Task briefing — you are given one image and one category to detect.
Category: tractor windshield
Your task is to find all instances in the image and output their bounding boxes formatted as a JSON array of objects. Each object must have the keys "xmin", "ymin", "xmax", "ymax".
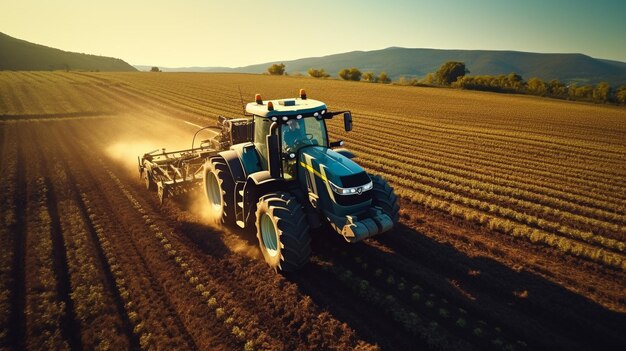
[
  {"xmin": 281, "ymin": 117, "xmax": 328, "ymax": 180},
  {"xmin": 280, "ymin": 117, "xmax": 328, "ymax": 153}
]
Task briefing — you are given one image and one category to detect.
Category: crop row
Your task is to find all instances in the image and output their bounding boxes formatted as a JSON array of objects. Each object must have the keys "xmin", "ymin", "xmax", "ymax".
[
  {"xmin": 49, "ymin": 159, "xmax": 131, "ymax": 350},
  {"xmin": 346, "ymin": 112, "xmax": 625, "ymax": 181},
  {"xmin": 332, "ymin": 128, "xmax": 625, "ymax": 212},
  {"xmin": 357, "ymin": 109, "xmax": 626, "ymax": 165},
  {"xmin": 377, "ymin": 224, "xmax": 626, "ymax": 349},
  {"xmin": 319, "ymin": 244, "xmax": 529, "ymax": 351},
  {"xmin": 361, "ymin": 159, "xmax": 626, "ymax": 256},
  {"xmin": 317, "ymin": 255, "xmax": 527, "ymax": 351},
  {"xmin": 333, "ymin": 119, "xmax": 626, "ymax": 194},
  {"xmin": 347, "ymin": 136, "xmax": 626, "ymax": 236},
  {"xmin": 0, "ymin": 129, "xmax": 17, "ymax": 346},
  {"xmin": 23, "ymin": 177, "xmax": 69, "ymax": 350},
  {"xmin": 99, "ymin": 163, "xmax": 276, "ymax": 350},
  {"xmin": 343, "ymin": 129, "xmax": 626, "ymax": 215},
  {"xmin": 81, "ymin": 194, "xmax": 166, "ymax": 350},
  {"xmin": 50, "ymin": 125, "xmax": 197, "ymax": 350},
  {"xmin": 376, "ymin": 169, "xmax": 626, "ymax": 270}
]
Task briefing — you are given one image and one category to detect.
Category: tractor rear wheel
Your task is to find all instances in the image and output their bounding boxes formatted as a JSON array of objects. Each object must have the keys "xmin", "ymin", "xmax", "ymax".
[
  {"xmin": 255, "ymin": 192, "xmax": 311, "ymax": 272},
  {"xmin": 203, "ymin": 156, "xmax": 235, "ymax": 225},
  {"xmin": 369, "ymin": 174, "xmax": 400, "ymax": 226}
]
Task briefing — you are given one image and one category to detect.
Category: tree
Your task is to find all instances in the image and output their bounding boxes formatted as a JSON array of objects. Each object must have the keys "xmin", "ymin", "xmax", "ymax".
[
  {"xmin": 616, "ymin": 86, "xmax": 626, "ymax": 104},
  {"xmin": 307, "ymin": 68, "xmax": 329, "ymax": 78},
  {"xmin": 592, "ymin": 82, "xmax": 611, "ymax": 103},
  {"xmin": 338, "ymin": 68, "xmax": 362, "ymax": 81},
  {"xmin": 150, "ymin": 66, "xmax": 161, "ymax": 72},
  {"xmin": 362, "ymin": 71, "xmax": 377, "ymax": 82},
  {"xmin": 267, "ymin": 63, "xmax": 286, "ymax": 75},
  {"xmin": 547, "ymin": 79, "xmax": 566, "ymax": 98},
  {"xmin": 420, "ymin": 73, "xmax": 435, "ymax": 85},
  {"xmin": 378, "ymin": 72, "xmax": 391, "ymax": 84},
  {"xmin": 526, "ymin": 77, "xmax": 548, "ymax": 96},
  {"xmin": 435, "ymin": 61, "xmax": 468, "ymax": 85}
]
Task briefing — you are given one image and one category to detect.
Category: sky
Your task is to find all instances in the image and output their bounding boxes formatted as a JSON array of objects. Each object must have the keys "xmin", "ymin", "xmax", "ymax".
[{"xmin": 2, "ymin": 0, "xmax": 625, "ymax": 68}]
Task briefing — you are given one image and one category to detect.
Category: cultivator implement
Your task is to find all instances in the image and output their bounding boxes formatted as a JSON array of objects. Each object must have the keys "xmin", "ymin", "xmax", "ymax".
[
  {"xmin": 137, "ymin": 116, "xmax": 254, "ymax": 204},
  {"xmin": 138, "ymin": 145, "xmax": 217, "ymax": 204}
]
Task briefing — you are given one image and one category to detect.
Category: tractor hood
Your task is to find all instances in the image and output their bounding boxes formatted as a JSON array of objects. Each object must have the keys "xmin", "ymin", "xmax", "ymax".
[{"xmin": 299, "ymin": 146, "xmax": 369, "ymax": 188}]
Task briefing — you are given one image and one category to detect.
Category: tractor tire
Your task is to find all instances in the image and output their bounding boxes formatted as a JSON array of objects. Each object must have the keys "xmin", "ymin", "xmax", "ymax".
[
  {"xmin": 144, "ymin": 170, "xmax": 156, "ymax": 191},
  {"xmin": 369, "ymin": 174, "xmax": 400, "ymax": 226},
  {"xmin": 255, "ymin": 192, "xmax": 311, "ymax": 272},
  {"xmin": 203, "ymin": 156, "xmax": 235, "ymax": 225}
]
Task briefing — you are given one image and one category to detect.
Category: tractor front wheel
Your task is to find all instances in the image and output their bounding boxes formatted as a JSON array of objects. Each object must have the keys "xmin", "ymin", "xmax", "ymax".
[
  {"xmin": 255, "ymin": 192, "xmax": 311, "ymax": 272},
  {"xmin": 203, "ymin": 156, "xmax": 235, "ymax": 225},
  {"xmin": 369, "ymin": 174, "xmax": 400, "ymax": 226}
]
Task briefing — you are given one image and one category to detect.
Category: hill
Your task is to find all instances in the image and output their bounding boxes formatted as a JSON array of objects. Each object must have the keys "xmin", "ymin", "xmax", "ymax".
[
  {"xmin": 152, "ymin": 47, "xmax": 626, "ymax": 86},
  {"xmin": 0, "ymin": 32, "xmax": 136, "ymax": 72}
]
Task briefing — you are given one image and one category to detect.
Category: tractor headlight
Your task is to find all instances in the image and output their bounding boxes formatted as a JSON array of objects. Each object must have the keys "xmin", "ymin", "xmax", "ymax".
[{"xmin": 329, "ymin": 181, "xmax": 373, "ymax": 196}]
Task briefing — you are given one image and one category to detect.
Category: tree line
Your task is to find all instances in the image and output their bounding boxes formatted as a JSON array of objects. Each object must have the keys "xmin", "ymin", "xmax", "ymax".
[
  {"xmin": 267, "ymin": 62, "xmax": 626, "ymax": 104},
  {"xmin": 267, "ymin": 63, "xmax": 390, "ymax": 84}
]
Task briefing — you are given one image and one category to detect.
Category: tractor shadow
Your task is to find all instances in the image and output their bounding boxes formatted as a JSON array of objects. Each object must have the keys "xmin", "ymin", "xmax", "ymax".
[{"xmin": 287, "ymin": 223, "xmax": 626, "ymax": 350}]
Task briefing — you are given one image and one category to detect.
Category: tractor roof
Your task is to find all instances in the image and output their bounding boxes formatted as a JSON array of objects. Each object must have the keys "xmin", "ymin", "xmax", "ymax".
[{"xmin": 246, "ymin": 98, "xmax": 327, "ymax": 119}]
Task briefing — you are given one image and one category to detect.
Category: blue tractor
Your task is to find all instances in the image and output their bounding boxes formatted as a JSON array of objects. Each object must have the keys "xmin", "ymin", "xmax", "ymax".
[{"xmin": 203, "ymin": 90, "xmax": 399, "ymax": 271}]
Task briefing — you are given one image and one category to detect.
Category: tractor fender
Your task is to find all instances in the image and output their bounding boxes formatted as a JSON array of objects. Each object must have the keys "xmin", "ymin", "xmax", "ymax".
[
  {"xmin": 242, "ymin": 171, "xmax": 285, "ymax": 225},
  {"xmin": 218, "ymin": 150, "xmax": 246, "ymax": 182}
]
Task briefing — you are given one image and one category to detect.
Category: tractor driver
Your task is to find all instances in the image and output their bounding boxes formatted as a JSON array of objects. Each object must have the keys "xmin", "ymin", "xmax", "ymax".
[
  {"xmin": 282, "ymin": 118, "xmax": 306, "ymax": 179},
  {"xmin": 282, "ymin": 118, "xmax": 306, "ymax": 152}
]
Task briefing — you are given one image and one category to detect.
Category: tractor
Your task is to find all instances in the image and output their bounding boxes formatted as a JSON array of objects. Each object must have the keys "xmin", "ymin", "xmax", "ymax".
[{"xmin": 139, "ymin": 90, "xmax": 399, "ymax": 271}]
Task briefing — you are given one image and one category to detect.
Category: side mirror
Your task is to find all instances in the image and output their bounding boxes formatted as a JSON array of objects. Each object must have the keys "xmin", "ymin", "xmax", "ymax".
[
  {"xmin": 329, "ymin": 140, "xmax": 344, "ymax": 148},
  {"xmin": 343, "ymin": 112, "xmax": 353, "ymax": 132}
]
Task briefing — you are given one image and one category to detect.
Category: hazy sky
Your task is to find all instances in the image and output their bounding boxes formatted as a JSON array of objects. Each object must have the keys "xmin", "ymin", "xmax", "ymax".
[{"xmin": 3, "ymin": 0, "xmax": 625, "ymax": 67}]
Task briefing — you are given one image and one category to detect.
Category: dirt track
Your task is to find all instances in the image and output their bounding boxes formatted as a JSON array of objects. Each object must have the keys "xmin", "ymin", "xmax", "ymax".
[{"xmin": 1, "ymin": 72, "xmax": 625, "ymax": 350}]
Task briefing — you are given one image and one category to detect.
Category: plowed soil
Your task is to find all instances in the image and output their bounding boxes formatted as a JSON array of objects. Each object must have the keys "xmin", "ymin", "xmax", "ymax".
[{"xmin": 1, "ymin": 72, "xmax": 625, "ymax": 351}]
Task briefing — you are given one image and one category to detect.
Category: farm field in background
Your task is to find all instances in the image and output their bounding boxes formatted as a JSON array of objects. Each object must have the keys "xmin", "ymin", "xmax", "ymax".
[{"xmin": 1, "ymin": 71, "xmax": 625, "ymax": 350}]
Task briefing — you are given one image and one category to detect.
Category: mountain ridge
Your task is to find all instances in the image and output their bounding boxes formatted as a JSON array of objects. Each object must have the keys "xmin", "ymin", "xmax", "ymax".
[
  {"xmin": 142, "ymin": 47, "xmax": 626, "ymax": 86},
  {"xmin": 0, "ymin": 32, "xmax": 136, "ymax": 72}
]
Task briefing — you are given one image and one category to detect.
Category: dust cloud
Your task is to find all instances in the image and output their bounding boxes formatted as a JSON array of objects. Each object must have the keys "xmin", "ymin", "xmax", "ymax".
[
  {"xmin": 102, "ymin": 115, "xmax": 261, "ymax": 260},
  {"xmin": 188, "ymin": 188, "xmax": 262, "ymax": 260}
]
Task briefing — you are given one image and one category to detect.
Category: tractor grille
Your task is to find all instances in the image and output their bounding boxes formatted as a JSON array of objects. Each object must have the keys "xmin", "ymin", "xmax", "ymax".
[
  {"xmin": 336, "ymin": 172, "xmax": 372, "ymax": 206},
  {"xmin": 336, "ymin": 191, "xmax": 371, "ymax": 206},
  {"xmin": 340, "ymin": 172, "xmax": 371, "ymax": 188}
]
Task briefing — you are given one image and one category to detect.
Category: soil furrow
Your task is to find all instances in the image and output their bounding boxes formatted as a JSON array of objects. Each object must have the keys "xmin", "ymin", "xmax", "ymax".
[
  {"xmin": 44, "ymin": 175, "xmax": 83, "ymax": 351},
  {"xmin": 8, "ymin": 131, "xmax": 27, "ymax": 351},
  {"xmin": 378, "ymin": 218, "xmax": 626, "ymax": 349}
]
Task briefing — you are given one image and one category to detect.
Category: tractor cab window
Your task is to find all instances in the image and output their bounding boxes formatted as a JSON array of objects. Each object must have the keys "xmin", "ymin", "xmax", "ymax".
[
  {"xmin": 254, "ymin": 115, "xmax": 271, "ymax": 169},
  {"xmin": 281, "ymin": 117, "xmax": 328, "ymax": 180},
  {"xmin": 281, "ymin": 117, "xmax": 327, "ymax": 153}
]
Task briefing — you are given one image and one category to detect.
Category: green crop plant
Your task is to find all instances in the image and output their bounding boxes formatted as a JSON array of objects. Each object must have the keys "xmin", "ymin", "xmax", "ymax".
[
  {"xmin": 232, "ymin": 326, "xmax": 246, "ymax": 340},
  {"xmin": 207, "ymin": 297, "xmax": 218, "ymax": 309}
]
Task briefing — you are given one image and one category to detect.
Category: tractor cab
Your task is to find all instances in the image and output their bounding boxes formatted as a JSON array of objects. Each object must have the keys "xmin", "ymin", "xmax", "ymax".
[{"xmin": 245, "ymin": 91, "xmax": 332, "ymax": 180}]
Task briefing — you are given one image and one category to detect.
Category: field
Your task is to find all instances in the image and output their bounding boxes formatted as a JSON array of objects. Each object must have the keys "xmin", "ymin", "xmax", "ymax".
[{"xmin": 0, "ymin": 71, "xmax": 625, "ymax": 350}]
